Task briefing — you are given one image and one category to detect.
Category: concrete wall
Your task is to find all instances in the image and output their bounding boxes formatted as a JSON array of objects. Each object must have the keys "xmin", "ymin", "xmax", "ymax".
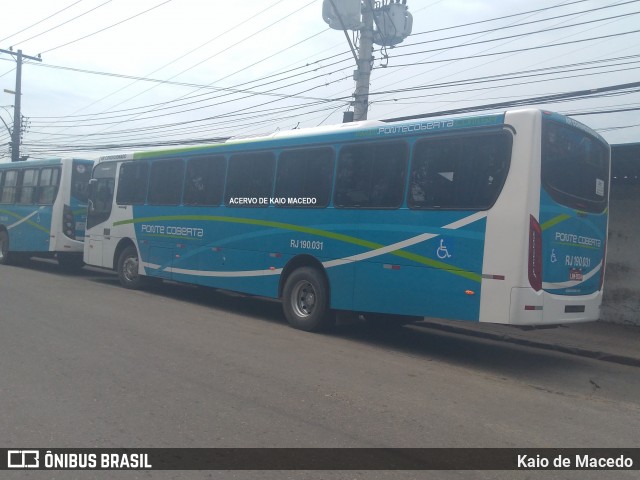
[{"xmin": 601, "ymin": 182, "xmax": 640, "ymax": 325}]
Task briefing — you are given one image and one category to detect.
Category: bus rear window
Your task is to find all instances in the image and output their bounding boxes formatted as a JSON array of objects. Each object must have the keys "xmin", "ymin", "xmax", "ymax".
[
  {"xmin": 542, "ymin": 120, "xmax": 609, "ymax": 213},
  {"xmin": 71, "ymin": 161, "xmax": 91, "ymax": 203}
]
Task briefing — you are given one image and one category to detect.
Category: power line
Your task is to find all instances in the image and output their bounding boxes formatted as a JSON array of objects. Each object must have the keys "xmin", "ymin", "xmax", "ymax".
[
  {"xmin": 22, "ymin": 0, "xmax": 634, "ymax": 124},
  {"xmin": 372, "ymin": 29, "xmax": 640, "ymax": 69},
  {"xmin": 381, "ymin": 80, "xmax": 640, "ymax": 123},
  {"xmin": 41, "ymin": 0, "xmax": 173, "ymax": 54},
  {"xmin": 392, "ymin": 9, "xmax": 640, "ymax": 59},
  {"xmin": 0, "ymin": 0, "xmax": 83, "ymax": 44}
]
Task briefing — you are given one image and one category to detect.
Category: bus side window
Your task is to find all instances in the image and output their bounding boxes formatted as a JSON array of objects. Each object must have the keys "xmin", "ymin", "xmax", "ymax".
[
  {"xmin": 275, "ymin": 148, "xmax": 333, "ymax": 207},
  {"xmin": 117, "ymin": 162, "xmax": 149, "ymax": 205},
  {"xmin": 38, "ymin": 167, "xmax": 60, "ymax": 205},
  {"xmin": 148, "ymin": 159, "xmax": 184, "ymax": 206},
  {"xmin": 184, "ymin": 156, "xmax": 226, "ymax": 206},
  {"xmin": 17, "ymin": 169, "xmax": 39, "ymax": 205},
  {"xmin": 334, "ymin": 141, "xmax": 407, "ymax": 208},
  {"xmin": 225, "ymin": 153, "xmax": 275, "ymax": 207},
  {"xmin": 0, "ymin": 170, "xmax": 18, "ymax": 204},
  {"xmin": 409, "ymin": 132, "xmax": 511, "ymax": 210}
]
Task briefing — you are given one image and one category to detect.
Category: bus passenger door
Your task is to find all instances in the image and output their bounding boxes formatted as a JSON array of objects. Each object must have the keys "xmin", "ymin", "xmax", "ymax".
[{"xmin": 85, "ymin": 171, "xmax": 115, "ymax": 267}]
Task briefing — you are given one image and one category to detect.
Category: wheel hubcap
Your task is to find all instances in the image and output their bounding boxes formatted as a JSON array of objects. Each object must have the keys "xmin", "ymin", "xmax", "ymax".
[
  {"xmin": 292, "ymin": 281, "xmax": 316, "ymax": 318},
  {"xmin": 123, "ymin": 256, "xmax": 138, "ymax": 282}
]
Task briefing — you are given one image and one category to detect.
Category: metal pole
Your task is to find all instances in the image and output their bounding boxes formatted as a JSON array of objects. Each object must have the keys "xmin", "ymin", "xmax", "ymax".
[
  {"xmin": 11, "ymin": 50, "xmax": 22, "ymax": 162},
  {"xmin": 1, "ymin": 48, "xmax": 42, "ymax": 161},
  {"xmin": 353, "ymin": 0, "xmax": 374, "ymax": 121}
]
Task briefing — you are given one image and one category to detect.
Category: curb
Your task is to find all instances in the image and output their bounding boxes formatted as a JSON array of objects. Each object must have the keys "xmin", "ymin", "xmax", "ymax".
[{"xmin": 419, "ymin": 321, "xmax": 640, "ymax": 368}]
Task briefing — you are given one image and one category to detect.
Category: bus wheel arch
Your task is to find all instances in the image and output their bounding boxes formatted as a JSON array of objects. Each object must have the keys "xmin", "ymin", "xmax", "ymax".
[
  {"xmin": 0, "ymin": 228, "xmax": 9, "ymax": 265},
  {"xmin": 280, "ymin": 256, "xmax": 335, "ymax": 332}
]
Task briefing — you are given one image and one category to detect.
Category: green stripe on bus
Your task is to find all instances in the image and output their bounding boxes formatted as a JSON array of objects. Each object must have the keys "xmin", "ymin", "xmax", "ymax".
[
  {"xmin": 114, "ymin": 215, "xmax": 482, "ymax": 283},
  {"xmin": 540, "ymin": 214, "xmax": 571, "ymax": 231},
  {"xmin": 0, "ymin": 209, "xmax": 51, "ymax": 234}
]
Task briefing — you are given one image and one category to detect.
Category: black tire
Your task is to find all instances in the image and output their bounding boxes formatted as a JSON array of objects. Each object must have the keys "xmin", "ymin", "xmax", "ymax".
[
  {"xmin": 117, "ymin": 245, "xmax": 147, "ymax": 289},
  {"xmin": 282, "ymin": 267, "xmax": 334, "ymax": 332},
  {"xmin": 57, "ymin": 253, "xmax": 85, "ymax": 272},
  {"xmin": 0, "ymin": 230, "xmax": 9, "ymax": 265}
]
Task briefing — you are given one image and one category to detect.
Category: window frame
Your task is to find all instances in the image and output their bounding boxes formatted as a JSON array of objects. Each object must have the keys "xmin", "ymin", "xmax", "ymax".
[
  {"xmin": 274, "ymin": 147, "xmax": 334, "ymax": 208},
  {"xmin": 0, "ymin": 169, "xmax": 19, "ymax": 204},
  {"xmin": 183, "ymin": 155, "xmax": 227, "ymax": 207},
  {"xmin": 116, "ymin": 161, "xmax": 149, "ymax": 206},
  {"xmin": 17, "ymin": 168, "xmax": 40, "ymax": 205},
  {"xmin": 333, "ymin": 140, "xmax": 409, "ymax": 209},
  {"xmin": 37, "ymin": 166, "xmax": 61, "ymax": 205},
  {"xmin": 224, "ymin": 151, "xmax": 276, "ymax": 208},
  {"xmin": 407, "ymin": 129, "xmax": 513, "ymax": 211},
  {"xmin": 147, "ymin": 159, "xmax": 185, "ymax": 206}
]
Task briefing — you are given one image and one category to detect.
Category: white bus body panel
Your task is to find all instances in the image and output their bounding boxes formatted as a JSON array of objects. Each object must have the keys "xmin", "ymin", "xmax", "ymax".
[{"xmin": 479, "ymin": 110, "xmax": 604, "ymax": 325}]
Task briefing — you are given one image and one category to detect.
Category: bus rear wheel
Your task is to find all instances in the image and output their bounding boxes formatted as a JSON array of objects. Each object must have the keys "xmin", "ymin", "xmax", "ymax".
[
  {"xmin": 282, "ymin": 267, "xmax": 334, "ymax": 332},
  {"xmin": 0, "ymin": 231, "xmax": 8, "ymax": 265},
  {"xmin": 117, "ymin": 245, "xmax": 146, "ymax": 289}
]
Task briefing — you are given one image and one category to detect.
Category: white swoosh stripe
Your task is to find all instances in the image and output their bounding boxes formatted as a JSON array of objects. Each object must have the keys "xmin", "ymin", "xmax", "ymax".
[
  {"xmin": 542, "ymin": 261, "xmax": 602, "ymax": 290},
  {"xmin": 143, "ymin": 211, "xmax": 488, "ymax": 278},
  {"xmin": 8, "ymin": 206, "xmax": 45, "ymax": 229}
]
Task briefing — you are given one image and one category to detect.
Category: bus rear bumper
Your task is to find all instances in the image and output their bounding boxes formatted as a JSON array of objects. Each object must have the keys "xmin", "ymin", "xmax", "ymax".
[{"xmin": 508, "ymin": 287, "xmax": 602, "ymax": 326}]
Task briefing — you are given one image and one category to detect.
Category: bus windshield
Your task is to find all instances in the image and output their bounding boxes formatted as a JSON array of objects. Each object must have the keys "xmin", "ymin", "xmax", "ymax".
[{"xmin": 541, "ymin": 119, "xmax": 609, "ymax": 213}]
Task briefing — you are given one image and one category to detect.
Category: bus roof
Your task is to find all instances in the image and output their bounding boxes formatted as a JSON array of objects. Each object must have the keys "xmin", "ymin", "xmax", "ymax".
[{"xmin": 95, "ymin": 109, "xmax": 603, "ymax": 162}]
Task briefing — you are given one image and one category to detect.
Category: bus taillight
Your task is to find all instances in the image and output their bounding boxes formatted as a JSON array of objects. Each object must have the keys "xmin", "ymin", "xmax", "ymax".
[
  {"xmin": 63, "ymin": 204, "xmax": 75, "ymax": 240},
  {"xmin": 528, "ymin": 215, "xmax": 542, "ymax": 292}
]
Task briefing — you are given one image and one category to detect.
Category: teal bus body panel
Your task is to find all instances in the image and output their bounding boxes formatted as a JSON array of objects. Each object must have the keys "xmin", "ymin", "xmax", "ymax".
[
  {"xmin": 129, "ymin": 205, "xmax": 487, "ymax": 321},
  {"xmin": 540, "ymin": 190, "xmax": 607, "ymax": 296},
  {"xmin": 0, "ymin": 205, "xmax": 52, "ymax": 252}
]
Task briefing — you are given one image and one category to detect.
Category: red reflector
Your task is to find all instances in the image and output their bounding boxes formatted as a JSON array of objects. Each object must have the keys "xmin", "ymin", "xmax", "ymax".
[
  {"xmin": 465, "ymin": 290, "xmax": 475, "ymax": 296},
  {"xmin": 482, "ymin": 274, "xmax": 506, "ymax": 280},
  {"xmin": 525, "ymin": 305, "xmax": 543, "ymax": 311}
]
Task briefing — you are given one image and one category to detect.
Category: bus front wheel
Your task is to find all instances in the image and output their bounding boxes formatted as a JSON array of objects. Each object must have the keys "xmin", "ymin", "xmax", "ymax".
[
  {"xmin": 282, "ymin": 267, "xmax": 334, "ymax": 332},
  {"xmin": 117, "ymin": 245, "xmax": 146, "ymax": 289}
]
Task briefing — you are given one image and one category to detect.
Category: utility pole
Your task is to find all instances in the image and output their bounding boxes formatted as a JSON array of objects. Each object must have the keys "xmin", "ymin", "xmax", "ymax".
[
  {"xmin": 353, "ymin": 0, "xmax": 374, "ymax": 121},
  {"xmin": 0, "ymin": 48, "xmax": 42, "ymax": 161},
  {"xmin": 323, "ymin": 0, "xmax": 412, "ymax": 123}
]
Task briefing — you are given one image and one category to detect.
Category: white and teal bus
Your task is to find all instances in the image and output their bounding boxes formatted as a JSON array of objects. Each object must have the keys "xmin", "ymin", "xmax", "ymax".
[
  {"xmin": 0, "ymin": 158, "xmax": 93, "ymax": 270},
  {"xmin": 83, "ymin": 109, "xmax": 609, "ymax": 331}
]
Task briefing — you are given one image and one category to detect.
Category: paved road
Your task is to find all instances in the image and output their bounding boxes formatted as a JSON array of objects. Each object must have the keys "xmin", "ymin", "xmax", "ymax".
[{"xmin": 1, "ymin": 260, "xmax": 639, "ymax": 479}]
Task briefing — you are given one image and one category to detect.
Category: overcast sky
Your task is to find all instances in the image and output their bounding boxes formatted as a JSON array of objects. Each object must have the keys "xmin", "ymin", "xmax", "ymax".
[{"xmin": 1, "ymin": 0, "xmax": 639, "ymax": 160}]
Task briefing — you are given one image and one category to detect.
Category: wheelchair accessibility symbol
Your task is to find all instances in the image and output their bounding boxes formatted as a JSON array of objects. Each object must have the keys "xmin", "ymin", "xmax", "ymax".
[{"xmin": 436, "ymin": 239, "xmax": 452, "ymax": 259}]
